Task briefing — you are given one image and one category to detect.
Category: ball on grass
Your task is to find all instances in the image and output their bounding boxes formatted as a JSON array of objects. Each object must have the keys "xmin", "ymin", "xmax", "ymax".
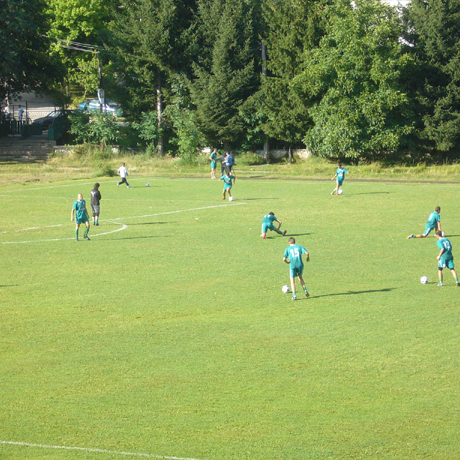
[{"xmin": 420, "ymin": 276, "xmax": 428, "ymax": 284}]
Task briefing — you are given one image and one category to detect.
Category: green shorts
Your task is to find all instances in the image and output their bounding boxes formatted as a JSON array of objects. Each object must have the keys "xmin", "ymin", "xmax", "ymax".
[
  {"xmin": 424, "ymin": 226, "xmax": 435, "ymax": 236},
  {"xmin": 438, "ymin": 258, "xmax": 455, "ymax": 270},
  {"xmin": 76, "ymin": 215, "xmax": 89, "ymax": 225},
  {"xmin": 262, "ymin": 223, "xmax": 275, "ymax": 233},
  {"xmin": 224, "ymin": 184, "xmax": 232, "ymax": 191},
  {"xmin": 290, "ymin": 266, "xmax": 304, "ymax": 278},
  {"xmin": 211, "ymin": 161, "xmax": 216, "ymax": 169}
]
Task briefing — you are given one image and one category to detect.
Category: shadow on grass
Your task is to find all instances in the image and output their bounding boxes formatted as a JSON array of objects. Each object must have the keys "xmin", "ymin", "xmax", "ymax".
[
  {"xmin": 350, "ymin": 191, "xmax": 390, "ymax": 196},
  {"xmin": 127, "ymin": 222, "xmax": 172, "ymax": 226},
  {"xmin": 107, "ymin": 235, "xmax": 167, "ymax": 241},
  {"xmin": 238, "ymin": 197, "xmax": 278, "ymax": 201},
  {"xmin": 312, "ymin": 288, "xmax": 396, "ymax": 298}
]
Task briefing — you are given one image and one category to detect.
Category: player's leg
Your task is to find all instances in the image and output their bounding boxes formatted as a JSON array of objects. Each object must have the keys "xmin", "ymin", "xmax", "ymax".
[
  {"xmin": 290, "ymin": 276, "xmax": 297, "ymax": 300},
  {"xmin": 437, "ymin": 267, "xmax": 444, "ymax": 286},
  {"xmin": 84, "ymin": 221, "xmax": 90, "ymax": 240},
  {"xmin": 75, "ymin": 223, "xmax": 80, "ymax": 240},
  {"xmin": 227, "ymin": 188, "xmax": 232, "ymax": 199},
  {"xmin": 222, "ymin": 188, "xmax": 226, "ymax": 200},
  {"xmin": 298, "ymin": 275, "xmax": 310, "ymax": 297}
]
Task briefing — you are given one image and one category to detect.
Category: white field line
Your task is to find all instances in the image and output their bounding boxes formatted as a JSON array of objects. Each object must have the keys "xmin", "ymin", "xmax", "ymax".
[
  {"xmin": 1, "ymin": 224, "xmax": 128, "ymax": 244},
  {"xmin": 1, "ymin": 203, "xmax": 244, "ymax": 244},
  {"xmin": 106, "ymin": 203, "xmax": 246, "ymax": 222},
  {"xmin": 0, "ymin": 440, "xmax": 206, "ymax": 460}
]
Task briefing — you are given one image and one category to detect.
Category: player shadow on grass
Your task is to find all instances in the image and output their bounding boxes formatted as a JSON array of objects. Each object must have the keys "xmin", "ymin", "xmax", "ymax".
[
  {"xmin": 350, "ymin": 191, "xmax": 390, "ymax": 196},
  {"xmin": 312, "ymin": 288, "xmax": 395, "ymax": 298},
  {"xmin": 109, "ymin": 235, "xmax": 167, "ymax": 240},
  {"xmin": 126, "ymin": 222, "xmax": 172, "ymax": 226}
]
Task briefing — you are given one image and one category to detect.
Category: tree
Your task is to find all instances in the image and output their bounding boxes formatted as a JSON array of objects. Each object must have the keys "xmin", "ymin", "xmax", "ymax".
[
  {"xmin": 46, "ymin": 0, "xmax": 115, "ymax": 100},
  {"xmin": 255, "ymin": 0, "xmax": 329, "ymax": 150},
  {"xmin": 294, "ymin": 0, "xmax": 415, "ymax": 159},
  {"xmin": 110, "ymin": 0, "xmax": 197, "ymax": 154},
  {"xmin": 406, "ymin": 0, "xmax": 460, "ymax": 153},
  {"xmin": 0, "ymin": 0, "xmax": 62, "ymax": 101},
  {"xmin": 189, "ymin": 0, "xmax": 261, "ymax": 147}
]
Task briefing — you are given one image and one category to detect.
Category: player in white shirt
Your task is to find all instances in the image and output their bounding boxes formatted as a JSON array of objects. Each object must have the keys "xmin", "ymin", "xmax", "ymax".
[{"xmin": 117, "ymin": 163, "xmax": 130, "ymax": 188}]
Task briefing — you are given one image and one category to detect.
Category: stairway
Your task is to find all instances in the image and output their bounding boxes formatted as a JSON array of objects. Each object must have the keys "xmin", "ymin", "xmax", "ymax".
[{"xmin": 0, "ymin": 135, "xmax": 56, "ymax": 162}]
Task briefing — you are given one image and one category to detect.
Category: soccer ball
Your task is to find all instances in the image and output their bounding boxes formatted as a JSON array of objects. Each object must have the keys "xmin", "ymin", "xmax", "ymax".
[
  {"xmin": 338, "ymin": 189, "xmax": 343, "ymax": 195},
  {"xmin": 146, "ymin": 183, "xmax": 150, "ymax": 187},
  {"xmin": 420, "ymin": 276, "xmax": 428, "ymax": 284},
  {"xmin": 441, "ymin": 232, "xmax": 446, "ymax": 237},
  {"xmin": 282, "ymin": 285, "xmax": 290, "ymax": 293},
  {"xmin": 229, "ymin": 196, "xmax": 234, "ymax": 201}
]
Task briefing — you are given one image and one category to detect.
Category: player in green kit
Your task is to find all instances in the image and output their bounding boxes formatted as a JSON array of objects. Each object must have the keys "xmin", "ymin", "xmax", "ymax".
[
  {"xmin": 261, "ymin": 212, "xmax": 287, "ymax": 239},
  {"xmin": 408, "ymin": 206, "xmax": 442, "ymax": 239},
  {"xmin": 283, "ymin": 237, "xmax": 310, "ymax": 300},
  {"xmin": 71, "ymin": 193, "xmax": 91, "ymax": 241},
  {"xmin": 209, "ymin": 148, "xmax": 217, "ymax": 179},
  {"xmin": 219, "ymin": 171, "xmax": 235, "ymax": 200},
  {"xmin": 331, "ymin": 162, "xmax": 348, "ymax": 195},
  {"xmin": 435, "ymin": 231, "xmax": 459, "ymax": 286}
]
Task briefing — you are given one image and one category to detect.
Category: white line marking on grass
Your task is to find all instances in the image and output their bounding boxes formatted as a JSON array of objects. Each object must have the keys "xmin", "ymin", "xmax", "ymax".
[
  {"xmin": 106, "ymin": 202, "xmax": 246, "ymax": 222},
  {"xmin": 16, "ymin": 224, "xmax": 64, "ymax": 232},
  {"xmin": 1, "ymin": 224, "xmax": 128, "ymax": 244},
  {"xmin": 0, "ymin": 441, "xmax": 206, "ymax": 460}
]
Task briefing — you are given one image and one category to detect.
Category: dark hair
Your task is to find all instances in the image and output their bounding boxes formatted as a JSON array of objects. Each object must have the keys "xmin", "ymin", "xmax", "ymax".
[
  {"xmin": 269, "ymin": 212, "xmax": 274, "ymax": 216},
  {"xmin": 436, "ymin": 230, "xmax": 443, "ymax": 237},
  {"xmin": 435, "ymin": 206, "xmax": 441, "ymax": 212},
  {"xmin": 289, "ymin": 237, "xmax": 296, "ymax": 244},
  {"xmin": 94, "ymin": 183, "xmax": 100, "ymax": 189},
  {"xmin": 338, "ymin": 162, "xmax": 342, "ymax": 167}
]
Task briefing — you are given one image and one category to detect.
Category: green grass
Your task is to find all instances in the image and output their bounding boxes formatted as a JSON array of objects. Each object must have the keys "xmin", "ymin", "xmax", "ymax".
[
  {"xmin": 2, "ymin": 153, "xmax": 460, "ymax": 187},
  {"xmin": 1, "ymin": 174, "xmax": 460, "ymax": 459}
]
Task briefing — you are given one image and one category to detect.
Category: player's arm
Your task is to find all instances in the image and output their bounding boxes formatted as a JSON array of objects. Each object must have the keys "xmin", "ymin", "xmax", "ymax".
[
  {"xmin": 232, "ymin": 175, "xmax": 236, "ymax": 184},
  {"xmin": 437, "ymin": 248, "xmax": 445, "ymax": 260},
  {"xmin": 331, "ymin": 173, "xmax": 337, "ymax": 180},
  {"xmin": 71, "ymin": 208, "xmax": 75, "ymax": 221},
  {"xmin": 276, "ymin": 218, "xmax": 282, "ymax": 230},
  {"xmin": 305, "ymin": 251, "xmax": 310, "ymax": 262},
  {"xmin": 283, "ymin": 257, "xmax": 290, "ymax": 264}
]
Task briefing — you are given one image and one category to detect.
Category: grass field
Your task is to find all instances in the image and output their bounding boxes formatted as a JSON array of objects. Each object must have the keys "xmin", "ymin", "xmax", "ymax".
[{"xmin": 1, "ymin": 174, "xmax": 460, "ymax": 459}]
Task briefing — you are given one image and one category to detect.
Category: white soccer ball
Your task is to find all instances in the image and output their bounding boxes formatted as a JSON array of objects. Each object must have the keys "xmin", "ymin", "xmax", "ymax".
[
  {"xmin": 282, "ymin": 285, "xmax": 290, "ymax": 293},
  {"xmin": 229, "ymin": 196, "xmax": 234, "ymax": 201},
  {"xmin": 338, "ymin": 189, "xmax": 343, "ymax": 195},
  {"xmin": 441, "ymin": 232, "xmax": 445, "ymax": 237},
  {"xmin": 420, "ymin": 276, "xmax": 428, "ymax": 284},
  {"xmin": 146, "ymin": 183, "xmax": 150, "ymax": 187}
]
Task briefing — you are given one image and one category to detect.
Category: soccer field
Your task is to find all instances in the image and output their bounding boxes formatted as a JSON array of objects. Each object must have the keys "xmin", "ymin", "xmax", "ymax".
[{"xmin": 1, "ymin": 176, "xmax": 460, "ymax": 460}]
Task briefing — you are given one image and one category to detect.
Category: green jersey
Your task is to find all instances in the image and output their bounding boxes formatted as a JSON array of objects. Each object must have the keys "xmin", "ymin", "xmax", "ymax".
[
  {"xmin": 427, "ymin": 211, "xmax": 440, "ymax": 229},
  {"xmin": 284, "ymin": 244, "xmax": 308, "ymax": 270},
  {"xmin": 210, "ymin": 152, "xmax": 217, "ymax": 160},
  {"xmin": 262, "ymin": 214, "xmax": 277, "ymax": 225},
  {"xmin": 437, "ymin": 237, "xmax": 453, "ymax": 260},
  {"xmin": 336, "ymin": 167, "xmax": 347, "ymax": 181},
  {"xmin": 73, "ymin": 199, "xmax": 88, "ymax": 221},
  {"xmin": 221, "ymin": 174, "xmax": 234, "ymax": 186}
]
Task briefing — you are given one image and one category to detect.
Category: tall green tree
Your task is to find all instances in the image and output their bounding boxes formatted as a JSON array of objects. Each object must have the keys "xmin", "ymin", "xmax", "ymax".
[
  {"xmin": 46, "ymin": 0, "xmax": 115, "ymax": 99},
  {"xmin": 294, "ymin": 0, "xmax": 415, "ymax": 159},
  {"xmin": 255, "ymin": 0, "xmax": 329, "ymax": 149},
  {"xmin": 407, "ymin": 0, "xmax": 460, "ymax": 153},
  {"xmin": 1, "ymin": 0, "xmax": 61, "ymax": 101},
  {"xmin": 189, "ymin": 0, "xmax": 261, "ymax": 147},
  {"xmin": 110, "ymin": 0, "xmax": 197, "ymax": 154}
]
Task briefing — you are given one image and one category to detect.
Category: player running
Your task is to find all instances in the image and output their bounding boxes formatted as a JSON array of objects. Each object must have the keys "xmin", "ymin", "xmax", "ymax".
[
  {"xmin": 219, "ymin": 171, "xmax": 235, "ymax": 200},
  {"xmin": 331, "ymin": 162, "xmax": 348, "ymax": 195},
  {"xmin": 71, "ymin": 193, "xmax": 91, "ymax": 241},
  {"xmin": 435, "ymin": 231, "xmax": 460, "ymax": 286},
  {"xmin": 283, "ymin": 237, "xmax": 310, "ymax": 300},
  {"xmin": 261, "ymin": 212, "xmax": 287, "ymax": 239},
  {"xmin": 408, "ymin": 206, "xmax": 442, "ymax": 239}
]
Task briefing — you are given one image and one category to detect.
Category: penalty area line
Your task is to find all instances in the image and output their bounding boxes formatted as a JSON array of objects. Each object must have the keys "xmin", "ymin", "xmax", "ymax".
[{"xmin": 0, "ymin": 440, "xmax": 207, "ymax": 460}]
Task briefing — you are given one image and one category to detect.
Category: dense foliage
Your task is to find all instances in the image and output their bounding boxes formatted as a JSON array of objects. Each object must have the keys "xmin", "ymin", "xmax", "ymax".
[{"xmin": 4, "ymin": 0, "xmax": 460, "ymax": 160}]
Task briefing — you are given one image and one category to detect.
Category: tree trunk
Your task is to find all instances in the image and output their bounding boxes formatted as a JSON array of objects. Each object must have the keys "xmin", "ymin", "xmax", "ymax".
[
  {"xmin": 156, "ymin": 75, "xmax": 164, "ymax": 156},
  {"xmin": 264, "ymin": 139, "xmax": 270, "ymax": 163},
  {"xmin": 288, "ymin": 145, "xmax": 292, "ymax": 164}
]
